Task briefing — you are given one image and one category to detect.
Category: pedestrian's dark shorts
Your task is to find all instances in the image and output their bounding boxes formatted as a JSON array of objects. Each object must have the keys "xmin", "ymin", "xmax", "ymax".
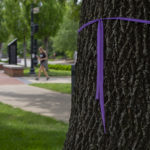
[{"xmin": 40, "ymin": 60, "xmax": 47, "ymax": 69}]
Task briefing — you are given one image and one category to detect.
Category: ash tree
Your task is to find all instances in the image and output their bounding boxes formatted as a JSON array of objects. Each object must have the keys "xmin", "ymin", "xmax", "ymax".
[
  {"xmin": 35, "ymin": 0, "xmax": 65, "ymax": 54},
  {"xmin": 52, "ymin": 1, "xmax": 80, "ymax": 58},
  {"xmin": 63, "ymin": 0, "xmax": 150, "ymax": 150},
  {"xmin": 0, "ymin": 0, "xmax": 9, "ymax": 58},
  {"xmin": 3, "ymin": 0, "xmax": 30, "ymax": 67}
]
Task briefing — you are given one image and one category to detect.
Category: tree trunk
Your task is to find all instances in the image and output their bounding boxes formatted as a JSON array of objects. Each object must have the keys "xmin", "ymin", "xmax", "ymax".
[
  {"xmin": 0, "ymin": 42, "xmax": 3, "ymax": 58},
  {"xmin": 44, "ymin": 37, "xmax": 49, "ymax": 55},
  {"xmin": 64, "ymin": 0, "xmax": 150, "ymax": 150},
  {"xmin": 23, "ymin": 36, "xmax": 27, "ymax": 67},
  {"xmin": 43, "ymin": 37, "xmax": 49, "ymax": 71}
]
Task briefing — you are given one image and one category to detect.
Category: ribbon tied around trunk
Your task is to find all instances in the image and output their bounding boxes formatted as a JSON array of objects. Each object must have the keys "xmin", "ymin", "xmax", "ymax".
[{"xmin": 78, "ymin": 17, "xmax": 150, "ymax": 133}]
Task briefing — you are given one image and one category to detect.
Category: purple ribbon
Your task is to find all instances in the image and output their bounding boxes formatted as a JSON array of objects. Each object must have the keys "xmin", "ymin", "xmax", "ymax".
[{"xmin": 78, "ymin": 17, "xmax": 150, "ymax": 133}]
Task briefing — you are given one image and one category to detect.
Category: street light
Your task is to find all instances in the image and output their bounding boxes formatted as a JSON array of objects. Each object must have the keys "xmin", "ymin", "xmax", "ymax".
[
  {"xmin": 33, "ymin": 7, "xmax": 40, "ymax": 14},
  {"xmin": 30, "ymin": 2, "xmax": 39, "ymax": 75}
]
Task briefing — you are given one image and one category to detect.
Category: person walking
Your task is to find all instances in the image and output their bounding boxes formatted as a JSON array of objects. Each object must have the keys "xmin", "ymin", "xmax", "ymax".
[{"xmin": 36, "ymin": 47, "xmax": 49, "ymax": 80}]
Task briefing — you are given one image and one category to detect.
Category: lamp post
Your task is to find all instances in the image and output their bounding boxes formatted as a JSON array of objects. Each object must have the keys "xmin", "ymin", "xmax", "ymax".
[
  {"xmin": 30, "ymin": 3, "xmax": 35, "ymax": 74},
  {"xmin": 30, "ymin": 2, "xmax": 39, "ymax": 75}
]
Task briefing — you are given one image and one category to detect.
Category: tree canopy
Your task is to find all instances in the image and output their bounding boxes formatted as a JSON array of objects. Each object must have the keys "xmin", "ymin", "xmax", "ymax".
[
  {"xmin": 0, "ymin": 0, "xmax": 9, "ymax": 43},
  {"xmin": 0, "ymin": 0, "xmax": 80, "ymax": 59},
  {"xmin": 35, "ymin": 0, "xmax": 64, "ymax": 49},
  {"xmin": 52, "ymin": 1, "xmax": 80, "ymax": 57}
]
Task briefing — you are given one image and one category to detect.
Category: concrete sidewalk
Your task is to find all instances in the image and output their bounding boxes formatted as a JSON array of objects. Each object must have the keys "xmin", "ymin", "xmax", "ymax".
[
  {"xmin": 16, "ymin": 76, "xmax": 71, "ymax": 84},
  {"xmin": 0, "ymin": 71, "xmax": 71, "ymax": 123}
]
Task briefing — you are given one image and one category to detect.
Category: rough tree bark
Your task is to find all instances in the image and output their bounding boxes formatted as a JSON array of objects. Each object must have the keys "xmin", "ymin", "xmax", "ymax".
[{"xmin": 64, "ymin": 0, "xmax": 150, "ymax": 150}]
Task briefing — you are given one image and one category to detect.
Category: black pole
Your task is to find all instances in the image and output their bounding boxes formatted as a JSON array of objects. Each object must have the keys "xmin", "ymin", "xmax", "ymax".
[{"xmin": 30, "ymin": 3, "xmax": 35, "ymax": 74}]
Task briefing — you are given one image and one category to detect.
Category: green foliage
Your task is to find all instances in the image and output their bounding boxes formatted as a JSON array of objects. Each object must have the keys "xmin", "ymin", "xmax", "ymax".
[
  {"xmin": 1, "ymin": 42, "xmax": 7, "ymax": 56},
  {"xmin": 1, "ymin": 35, "xmax": 16, "ymax": 57},
  {"xmin": 52, "ymin": 2, "xmax": 79, "ymax": 58},
  {"xmin": 31, "ymin": 83, "xmax": 71, "ymax": 94},
  {"xmin": 0, "ymin": 0, "xmax": 79, "ymax": 59},
  {"xmin": 1, "ymin": 35, "xmax": 30, "ymax": 57},
  {"xmin": 2, "ymin": 0, "xmax": 65, "ymax": 41},
  {"xmin": 48, "ymin": 64, "xmax": 71, "ymax": 71},
  {"xmin": 0, "ymin": 59, "xmax": 8, "ymax": 63},
  {"xmin": 69, "ymin": 0, "xmax": 81, "ymax": 21},
  {"xmin": 0, "ymin": 102, "xmax": 68, "ymax": 150},
  {"xmin": 3, "ymin": 0, "xmax": 30, "ymax": 41},
  {"xmin": 36, "ymin": 64, "xmax": 71, "ymax": 71},
  {"xmin": 49, "ymin": 69, "xmax": 71, "ymax": 76},
  {"xmin": 35, "ymin": 0, "xmax": 64, "ymax": 40},
  {"xmin": 0, "ymin": 0, "xmax": 9, "ymax": 42},
  {"xmin": 17, "ymin": 40, "xmax": 31, "ymax": 57}
]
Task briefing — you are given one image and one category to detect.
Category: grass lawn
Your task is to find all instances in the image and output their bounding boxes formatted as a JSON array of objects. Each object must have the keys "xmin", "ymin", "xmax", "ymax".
[
  {"xmin": 24, "ymin": 68, "xmax": 71, "ymax": 77},
  {"xmin": 0, "ymin": 102, "xmax": 68, "ymax": 150},
  {"xmin": 31, "ymin": 83, "xmax": 71, "ymax": 94}
]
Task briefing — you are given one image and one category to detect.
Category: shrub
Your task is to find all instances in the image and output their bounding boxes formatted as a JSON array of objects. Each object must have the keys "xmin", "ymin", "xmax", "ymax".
[
  {"xmin": 48, "ymin": 64, "xmax": 71, "ymax": 71},
  {"xmin": 0, "ymin": 60, "xmax": 8, "ymax": 63},
  {"xmin": 36, "ymin": 64, "xmax": 71, "ymax": 71}
]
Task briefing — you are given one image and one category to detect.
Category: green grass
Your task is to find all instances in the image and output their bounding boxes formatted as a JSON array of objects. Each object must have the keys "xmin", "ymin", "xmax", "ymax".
[
  {"xmin": 24, "ymin": 68, "xmax": 71, "ymax": 77},
  {"xmin": 31, "ymin": 83, "xmax": 71, "ymax": 94},
  {"xmin": 0, "ymin": 102, "xmax": 68, "ymax": 150}
]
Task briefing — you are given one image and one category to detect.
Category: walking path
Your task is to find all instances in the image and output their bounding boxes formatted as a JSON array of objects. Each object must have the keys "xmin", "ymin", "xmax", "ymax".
[
  {"xmin": 17, "ymin": 76, "xmax": 71, "ymax": 84},
  {"xmin": 0, "ymin": 71, "xmax": 71, "ymax": 123},
  {"xmin": 0, "ymin": 71, "xmax": 23, "ymax": 85}
]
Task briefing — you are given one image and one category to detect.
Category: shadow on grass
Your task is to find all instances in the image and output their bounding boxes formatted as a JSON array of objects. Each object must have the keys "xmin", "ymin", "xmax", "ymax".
[{"xmin": 0, "ymin": 107, "xmax": 68, "ymax": 150}]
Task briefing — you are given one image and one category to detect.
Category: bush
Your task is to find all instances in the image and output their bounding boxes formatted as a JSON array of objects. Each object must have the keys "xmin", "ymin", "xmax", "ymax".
[
  {"xmin": 0, "ymin": 59, "xmax": 8, "ymax": 63},
  {"xmin": 36, "ymin": 64, "xmax": 71, "ymax": 71},
  {"xmin": 48, "ymin": 64, "xmax": 71, "ymax": 71}
]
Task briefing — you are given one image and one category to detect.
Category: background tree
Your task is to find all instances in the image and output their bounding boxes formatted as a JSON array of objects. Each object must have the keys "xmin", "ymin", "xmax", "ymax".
[
  {"xmin": 0, "ymin": 0, "xmax": 9, "ymax": 58},
  {"xmin": 52, "ymin": 2, "xmax": 79, "ymax": 58},
  {"xmin": 4, "ymin": 0, "xmax": 23, "ymax": 39},
  {"xmin": 4, "ymin": 0, "xmax": 30, "ymax": 67},
  {"xmin": 35, "ymin": 0, "xmax": 64, "ymax": 54},
  {"xmin": 64, "ymin": 0, "xmax": 150, "ymax": 149},
  {"xmin": 19, "ymin": 0, "xmax": 31, "ymax": 67}
]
